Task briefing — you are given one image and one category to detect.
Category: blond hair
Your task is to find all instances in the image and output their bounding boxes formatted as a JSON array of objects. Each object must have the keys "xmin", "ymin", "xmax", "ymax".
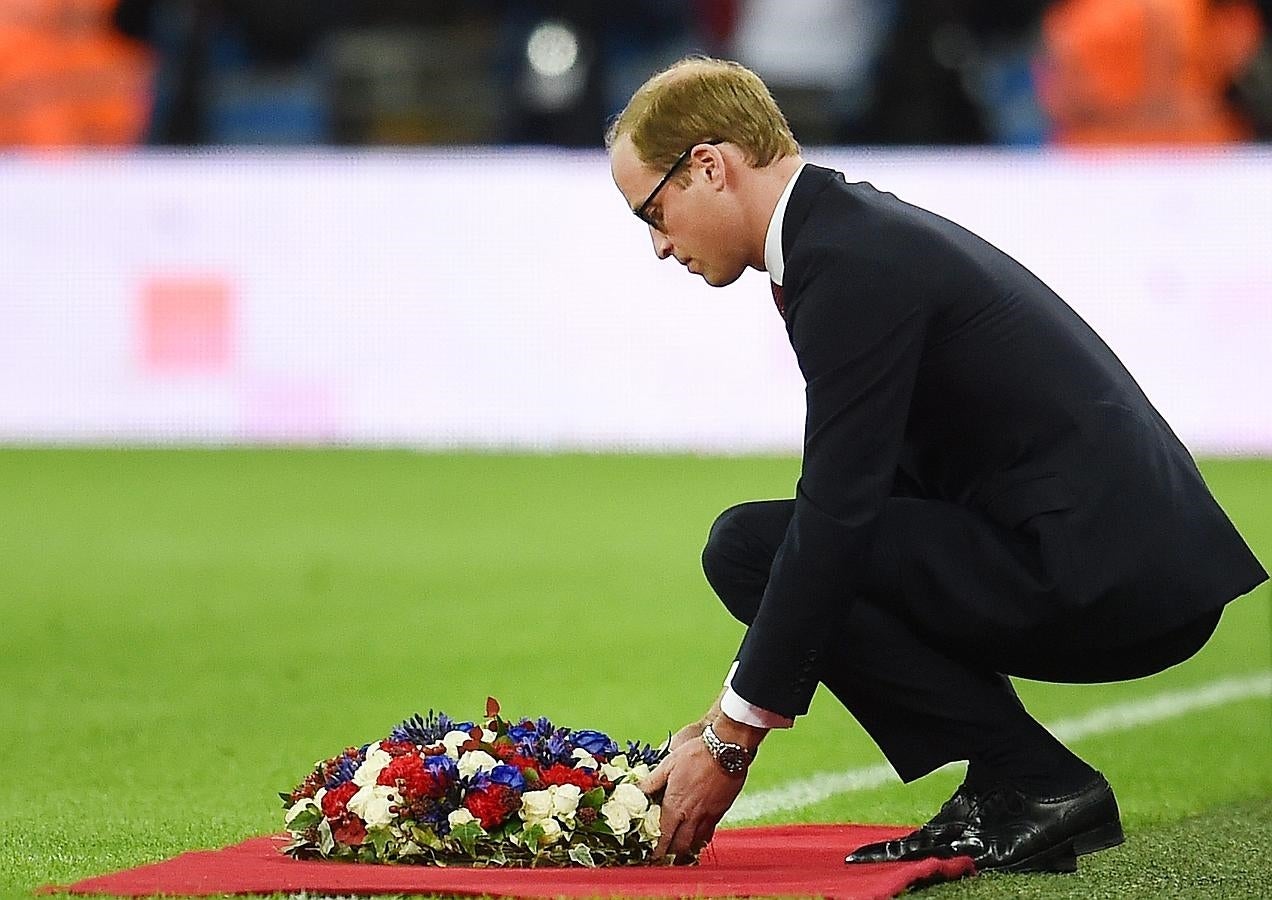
[{"xmin": 605, "ymin": 57, "xmax": 799, "ymax": 179}]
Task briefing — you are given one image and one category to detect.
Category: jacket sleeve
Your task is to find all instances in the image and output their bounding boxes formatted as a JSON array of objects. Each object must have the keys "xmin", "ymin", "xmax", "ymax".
[{"xmin": 730, "ymin": 242, "xmax": 929, "ymax": 718}]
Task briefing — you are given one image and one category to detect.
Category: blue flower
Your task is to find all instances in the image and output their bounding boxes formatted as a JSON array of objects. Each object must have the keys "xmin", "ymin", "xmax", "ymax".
[
  {"xmin": 423, "ymin": 755, "xmax": 459, "ymax": 780},
  {"xmin": 324, "ymin": 753, "xmax": 361, "ymax": 788},
  {"xmin": 570, "ymin": 729, "xmax": 619, "ymax": 757},
  {"xmin": 390, "ymin": 710, "xmax": 461, "ymax": 744},
  {"xmin": 507, "ymin": 721, "xmax": 539, "ymax": 744},
  {"xmin": 545, "ymin": 731, "xmax": 571, "ymax": 763},
  {"xmin": 489, "ymin": 764, "xmax": 526, "ymax": 792},
  {"xmin": 626, "ymin": 739, "xmax": 668, "ymax": 768}
]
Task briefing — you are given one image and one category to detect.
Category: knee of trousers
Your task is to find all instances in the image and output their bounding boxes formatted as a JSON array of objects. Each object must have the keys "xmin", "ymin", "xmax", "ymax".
[{"xmin": 701, "ymin": 504, "xmax": 765, "ymax": 626}]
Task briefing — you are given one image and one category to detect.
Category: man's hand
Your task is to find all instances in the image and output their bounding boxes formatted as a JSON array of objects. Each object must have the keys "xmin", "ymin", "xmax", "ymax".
[
  {"xmin": 638, "ymin": 736, "xmax": 746, "ymax": 859},
  {"xmin": 665, "ymin": 720, "xmax": 707, "ymax": 753}
]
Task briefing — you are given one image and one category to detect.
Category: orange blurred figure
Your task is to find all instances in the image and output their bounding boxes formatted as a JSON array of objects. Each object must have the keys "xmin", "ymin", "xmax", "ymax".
[
  {"xmin": 1038, "ymin": 0, "xmax": 1264, "ymax": 145},
  {"xmin": 0, "ymin": 0, "xmax": 154, "ymax": 146}
]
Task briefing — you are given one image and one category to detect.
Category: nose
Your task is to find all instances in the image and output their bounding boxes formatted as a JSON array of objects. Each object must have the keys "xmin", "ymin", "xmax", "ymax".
[{"xmin": 649, "ymin": 226, "xmax": 673, "ymax": 260}]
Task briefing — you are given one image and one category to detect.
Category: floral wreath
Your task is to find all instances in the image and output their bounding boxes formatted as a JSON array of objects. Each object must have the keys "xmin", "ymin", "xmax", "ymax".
[{"xmin": 281, "ymin": 698, "xmax": 670, "ymax": 867}]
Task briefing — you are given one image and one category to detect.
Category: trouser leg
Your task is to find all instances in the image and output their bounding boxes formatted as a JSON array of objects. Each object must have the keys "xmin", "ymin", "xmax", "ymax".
[
  {"xmin": 702, "ymin": 499, "xmax": 1053, "ymax": 781},
  {"xmin": 700, "ymin": 497, "xmax": 1220, "ymax": 786}
]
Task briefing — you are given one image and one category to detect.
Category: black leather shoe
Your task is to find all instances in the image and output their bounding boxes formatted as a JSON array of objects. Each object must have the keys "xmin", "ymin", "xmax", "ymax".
[
  {"xmin": 945, "ymin": 775, "xmax": 1124, "ymax": 873},
  {"xmin": 845, "ymin": 782, "xmax": 978, "ymax": 864}
]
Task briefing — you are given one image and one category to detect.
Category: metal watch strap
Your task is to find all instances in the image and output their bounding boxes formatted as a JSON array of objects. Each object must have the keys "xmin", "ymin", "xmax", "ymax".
[{"xmin": 701, "ymin": 723, "xmax": 753, "ymax": 775}]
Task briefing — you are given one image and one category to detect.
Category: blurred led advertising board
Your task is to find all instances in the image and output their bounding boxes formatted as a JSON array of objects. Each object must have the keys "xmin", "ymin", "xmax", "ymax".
[{"xmin": 1, "ymin": 148, "xmax": 1269, "ymax": 453}]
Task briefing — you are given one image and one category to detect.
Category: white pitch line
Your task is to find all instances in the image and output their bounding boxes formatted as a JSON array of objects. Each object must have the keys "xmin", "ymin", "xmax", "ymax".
[{"xmin": 723, "ymin": 671, "xmax": 1272, "ymax": 824}]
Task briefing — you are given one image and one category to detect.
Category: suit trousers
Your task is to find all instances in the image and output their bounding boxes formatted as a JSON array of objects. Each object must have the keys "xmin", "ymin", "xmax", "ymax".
[{"xmin": 702, "ymin": 498, "xmax": 1221, "ymax": 781}]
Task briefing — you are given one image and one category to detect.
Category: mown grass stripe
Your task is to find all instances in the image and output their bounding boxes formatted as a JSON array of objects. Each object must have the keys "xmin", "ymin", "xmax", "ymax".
[{"xmin": 724, "ymin": 672, "xmax": 1272, "ymax": 823}]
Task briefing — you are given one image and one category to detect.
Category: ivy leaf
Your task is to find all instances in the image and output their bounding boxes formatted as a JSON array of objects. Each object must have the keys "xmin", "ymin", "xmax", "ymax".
[
  {"xmin": 318, "ymin": 819, "xmax": 335, "ymax": 855},
  {"xmin": 568, "ymin": 844, "xmax": 597, "ymax": 868},
  {"xmin": 412, "ymin": 824, "xmax": 444, "ymax": 850},
  {"xmin": 522, "ymin": 822, "xmax": 545, "ymax": 854},
  {"xmin": 285, "ymin": 806, "xmax": 322, "ymax": 832},
  {"xmin": 451, "ymin": 820, "xmax": 483, "ymax": 857},
  {"xmin": 367, "ymin": 825, "xmax": 394, "ymax": 859}
]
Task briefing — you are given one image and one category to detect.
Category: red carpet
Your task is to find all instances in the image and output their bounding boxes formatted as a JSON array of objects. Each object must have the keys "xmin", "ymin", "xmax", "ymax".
[{"xmin": 45, "ymin": 824, "xmax": 974, "ymax": 899}]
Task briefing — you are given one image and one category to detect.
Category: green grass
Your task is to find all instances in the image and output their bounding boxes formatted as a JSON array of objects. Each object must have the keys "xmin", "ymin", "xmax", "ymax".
[{"xmin": 1, "ymin": 450, "xmax": 1268, "ymax": 898}]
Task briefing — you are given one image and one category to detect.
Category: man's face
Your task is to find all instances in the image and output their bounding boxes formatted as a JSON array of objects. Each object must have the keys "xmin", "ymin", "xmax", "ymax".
[{"xmin": 610, "ymin": 137, "xmax": 747, "ymax": 287}]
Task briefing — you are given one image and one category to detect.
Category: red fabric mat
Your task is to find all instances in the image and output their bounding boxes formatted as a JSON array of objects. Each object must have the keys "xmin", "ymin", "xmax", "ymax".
[{"xmin": 45, "ymin": 824, "xmax": 975, "ymax": 899}]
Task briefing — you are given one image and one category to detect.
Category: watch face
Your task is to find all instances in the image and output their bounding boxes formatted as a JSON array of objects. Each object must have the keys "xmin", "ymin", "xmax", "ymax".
[{"xmin": 719, "ymin": 745, "xmax": 748, "ymax": 773}]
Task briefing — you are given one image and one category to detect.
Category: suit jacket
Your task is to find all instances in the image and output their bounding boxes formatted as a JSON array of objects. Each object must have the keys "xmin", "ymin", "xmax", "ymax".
[{"xmin": 732, "ymin": 164, "xmax": 1268, "ymax": 718}]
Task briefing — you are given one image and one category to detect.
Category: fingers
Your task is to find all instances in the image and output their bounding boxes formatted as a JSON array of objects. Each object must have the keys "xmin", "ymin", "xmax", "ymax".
[
  {"xmin": 689, "ymin": 817, "xmax": 718, "ymax": 856},
  {"xmin": 638, "ymin": 760, "xmax": 670, "ymax": 799},
  {"xmin": 655, "ymin": 810, "xmax": 686, "ymax": 858},
  {"xmin": 662, "ymin": 813, "xmax": 712, "ymax": 860}
]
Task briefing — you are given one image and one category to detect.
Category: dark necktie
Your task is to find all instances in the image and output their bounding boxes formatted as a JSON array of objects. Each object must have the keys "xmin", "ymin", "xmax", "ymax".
[{"xmin": 770, "ymin": 281, "xmax": 786, "ymax": 318}]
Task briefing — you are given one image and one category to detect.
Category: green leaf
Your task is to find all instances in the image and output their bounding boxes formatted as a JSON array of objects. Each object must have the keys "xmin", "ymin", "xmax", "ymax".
[
  {"xmin": 451, "ymin": 820, "xmax": 483, "ymax": 857},
  {"xmin": 285, "ymin": 807, "xmax": 322, "ymax": 832},
  {"xmin": 568, "ymin": 844, "xmax": 597, "ymax": 868},
  {"xmin": 318, "ymin": 819, "xmax": 335, "ymax": 855},
  {"xmin": 366, "ymin": 825, "xmax": 393, "ymax": 859},
  {"xmin": 411, "ymin": 824, "xmax": 444, "ymax": 850},
  {"xmin": 580, "ymin": 786, "xmax": 606, "ymax": 809},
  {"xmin": 522, "ymin": 822, "xmax": 545, "ymax": 854}
]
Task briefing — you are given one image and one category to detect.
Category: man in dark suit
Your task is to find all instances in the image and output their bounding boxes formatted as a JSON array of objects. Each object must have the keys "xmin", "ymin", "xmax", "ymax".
[{"xmin": 608, "ymin": 58, "xmax": 1267, "ymax": 873}]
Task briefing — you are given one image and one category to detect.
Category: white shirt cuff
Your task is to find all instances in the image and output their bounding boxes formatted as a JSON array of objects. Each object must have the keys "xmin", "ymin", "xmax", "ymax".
[{"xmin": 721, "ymin": 661, "xmax": 795, "ymax": 729}]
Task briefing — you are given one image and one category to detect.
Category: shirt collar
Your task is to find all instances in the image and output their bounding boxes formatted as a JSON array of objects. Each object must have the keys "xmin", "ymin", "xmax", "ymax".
[{"xmin": 763, "ymin": 162, "xmax": 806, "ymax": 287}]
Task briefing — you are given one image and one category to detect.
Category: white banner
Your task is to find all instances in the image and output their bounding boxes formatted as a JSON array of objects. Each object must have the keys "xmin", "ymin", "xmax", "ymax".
[{"xmin": 1, "ymin": 147, "xmax": 1269, "ymax": 453}]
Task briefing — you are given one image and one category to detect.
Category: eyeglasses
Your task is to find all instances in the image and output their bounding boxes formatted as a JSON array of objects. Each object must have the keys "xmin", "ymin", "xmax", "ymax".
[{"xmin": 632, "ymin": 140, "xmax": 722, "ymax": 229}]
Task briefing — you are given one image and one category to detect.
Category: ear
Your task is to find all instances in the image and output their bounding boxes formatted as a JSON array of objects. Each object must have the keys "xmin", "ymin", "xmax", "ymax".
[{"xmin": 692, "ymin": 143, "xmax": 727, "ymax": 192}]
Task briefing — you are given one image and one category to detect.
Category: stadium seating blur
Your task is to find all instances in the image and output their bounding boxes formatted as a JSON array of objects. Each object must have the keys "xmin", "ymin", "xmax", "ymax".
[{"xmin": 2, "ymin": 0, "xmax": 1269, "ymax": 148}]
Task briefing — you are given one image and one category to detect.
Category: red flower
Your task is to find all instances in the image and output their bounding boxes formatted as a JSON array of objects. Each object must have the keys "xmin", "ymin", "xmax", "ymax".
[
  {"xmin": 321, "ymin": 782, "xmax": 359, "ymax": 819},
  {"xmin": 377, "ymin": 753, "xmax": 446, "ymax": 801},
  {"xmin": 380, "ymin": 740, "xmax": 418, "ymax": 757},
  {"xmin": 464, "ymin": 784, "xmax": 519, "ymax": 830},
  {"xmin": 539, "ymin": 763, "xmax": 599, "ymax": 791},
  {"xmin": 333, "ymin": 816, "xmax": 367, "ymax": 846},
  {"xmin": 508, "ymin": 753, "xmax": 541, "ymax": 778}
]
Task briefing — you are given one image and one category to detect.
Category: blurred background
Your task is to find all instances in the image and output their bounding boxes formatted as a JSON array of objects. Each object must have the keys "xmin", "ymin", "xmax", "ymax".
[
  {"xmin": 1, "ymin": 0, "xmax": 1270, "ymax": 453},
  {"xmin": 2, "ymin": 9, "xmax": 1269, "ymax": 892},
  {"xmin": 3, "ymin": 0, "xmax": 1271, "ymax": 148}
]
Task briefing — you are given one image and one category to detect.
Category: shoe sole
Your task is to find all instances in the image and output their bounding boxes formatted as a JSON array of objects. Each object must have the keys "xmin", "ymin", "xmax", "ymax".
[{"xmin": 1073, "ymin": 819, "xmax": 1125, "ymax": 856}]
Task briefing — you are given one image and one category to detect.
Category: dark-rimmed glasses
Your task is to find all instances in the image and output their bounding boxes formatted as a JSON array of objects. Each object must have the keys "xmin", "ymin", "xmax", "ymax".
[{"xmin": 632, "ymin": 139, "xmax": 722, "ymax": 229}]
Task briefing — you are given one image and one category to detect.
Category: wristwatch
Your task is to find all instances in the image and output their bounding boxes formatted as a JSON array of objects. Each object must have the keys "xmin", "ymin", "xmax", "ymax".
[{"xmin": 701, "ymin": 723, "xmax": 754, "ymax": 775}]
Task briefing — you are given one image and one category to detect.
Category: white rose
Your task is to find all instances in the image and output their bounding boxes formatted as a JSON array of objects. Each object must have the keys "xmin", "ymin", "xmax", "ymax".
[
  {"xmin": 550, "ymin": 784, "xmax": 582, "ymax": 821},
  {"xmin": 456, "ymin": 749, "xmax": 499, "ymax": 779},
  {"xmin": 481, "ymin": 727, "xmax": 497, "ymax": 743},
  {"xmin": 572, "ymin": 748, "xmax": 600, "ymax": 770},
  {"xmin": 640, "ymin": 803, "xmax": 662, "ymax": 842},
  {"xmin": 442, "ymin": 730, "xmax": 473, "ymax": 758},
  {"xmin": 601, "ymin": 798, "xmax": 632, "ymax": 835},
  {"xmin": 284, "ymin": 797, "xmax": 319, "ymax": 826},
  {"xmin": 353, "ymin": 745, "xmax": 394, "ymax": 787},
  {"xmin": 611, "ymin": 782, "xmax": 649, "ymax": 818},
  {"xmin": 537, "ymin": 816, "xmax": 564, "ymax": 846},
  {"xmin": 519, "ymin": 789, "xmax": 553, "ymax": 823},
  {"xmin": 627, "ymin": 763, "xmax": 652, "ymax": 783},
  {"xmin": 347, "ymin": 784, "xmax": 399, "ymax": 828},
  {"xmin": 448, "ymin": 808, "xmax": 478, "ymax": 828},
  {"xmin": 599, "ymin": 754, "xmax": 630, "ymax": 783}
]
